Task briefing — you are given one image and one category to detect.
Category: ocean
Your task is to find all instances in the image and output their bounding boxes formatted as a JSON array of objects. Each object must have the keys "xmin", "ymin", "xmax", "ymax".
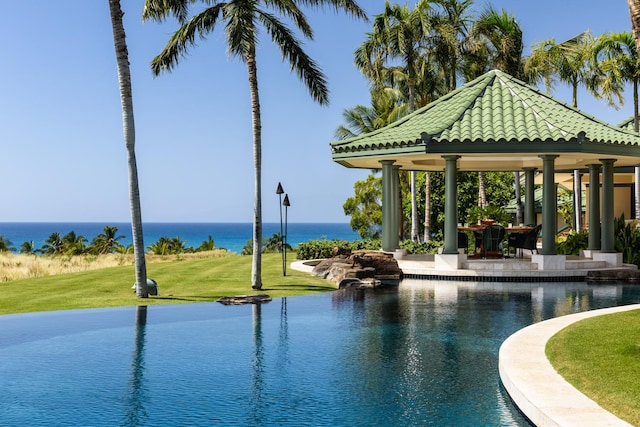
[{"xmin": 0, "ymin": 222, "xmax": 360, "ymax": 254}]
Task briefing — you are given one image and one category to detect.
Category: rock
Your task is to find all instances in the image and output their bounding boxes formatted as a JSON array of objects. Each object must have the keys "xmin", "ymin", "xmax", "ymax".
[
  {"xmin": 311, "ymin": 250, "xmax": 402, "ymax": 285},
  {"xmin": 216, "ymin": 294, "xmax": 272, "ymax": 305}
]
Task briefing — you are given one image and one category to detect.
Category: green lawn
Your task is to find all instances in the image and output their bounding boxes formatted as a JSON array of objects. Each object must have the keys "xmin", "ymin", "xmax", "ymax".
[
  {"xmin": 0, "ymin": 253, "xmax": 335, "ymax": 315},
  {"xmin": 546, "ymin": 310, "xmax": 640, "ymax": 426}
]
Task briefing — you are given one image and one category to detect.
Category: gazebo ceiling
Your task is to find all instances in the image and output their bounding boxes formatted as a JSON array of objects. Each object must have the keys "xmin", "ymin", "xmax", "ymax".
[{"xmin": 331, "ymin": 70, "xmax": 640, "ymax": 172}]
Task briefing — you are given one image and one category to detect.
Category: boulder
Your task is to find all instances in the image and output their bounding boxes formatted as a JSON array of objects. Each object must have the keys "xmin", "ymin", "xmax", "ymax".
[{"xmin": 311, "ymin": 250, "xmax": 402, "ymax": 285}]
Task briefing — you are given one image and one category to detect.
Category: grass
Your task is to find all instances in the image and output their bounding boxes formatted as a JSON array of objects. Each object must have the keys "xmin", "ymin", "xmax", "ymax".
[
  {"xmin": 546, "ymin": 310, "xmax": 640, "ymax": 425},
  {"xmin": 0, "ymin": 252, "xmax": 335, "ymax": 315}
]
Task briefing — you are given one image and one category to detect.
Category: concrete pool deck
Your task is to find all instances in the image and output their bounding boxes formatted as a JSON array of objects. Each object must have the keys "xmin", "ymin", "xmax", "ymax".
[{"xmin": 499, "ymin": 304, "xmax": 639, "ymax": 427}]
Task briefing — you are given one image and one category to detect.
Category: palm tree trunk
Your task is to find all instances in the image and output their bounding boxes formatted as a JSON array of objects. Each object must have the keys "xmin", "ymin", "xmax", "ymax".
[
  {"xmin": 423, "ymin": 172, "xmax": 431, "ymax": 242},
  {"xmin": 514, "ymin": 171, "xmax": 523, "ymax": 224},
  {"xmin": 478, "ymin": 172, "xmax": 487, "ymax": 208},
  {"xmin": 247, "ymin": 54, "xmax": 263, "ymax": 290},
  {"xmin": 629, "ymin": 0, "xmax": 640, "ymax": 52},
  {"xmin": 108, "ymin": 0, "xmax": 147, "ymax": 298},
  {"xmin": 410, "ymin": 171, "xmax": 419, "ymax": 241}
]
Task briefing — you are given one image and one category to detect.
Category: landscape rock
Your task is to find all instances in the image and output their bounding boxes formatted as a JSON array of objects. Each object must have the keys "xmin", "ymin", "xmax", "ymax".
[
  {"xmin": 217, "ymin": 294, "xmax": 272, "ymax": 305},
  {"xmin": 311, "ymin": 250, "xmax": 402, "ymax": 285}
]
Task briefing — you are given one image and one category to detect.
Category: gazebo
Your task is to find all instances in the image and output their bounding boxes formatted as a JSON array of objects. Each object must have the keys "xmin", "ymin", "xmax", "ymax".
[{"xmin": 331, "ymin": 70, "xmax": 640, "ymax": 271}]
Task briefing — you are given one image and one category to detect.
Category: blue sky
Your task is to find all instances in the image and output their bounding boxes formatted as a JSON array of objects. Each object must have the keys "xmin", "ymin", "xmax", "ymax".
[{"xmin": 0, "ymin": 1, "xmax": 634, "ymax": 223}]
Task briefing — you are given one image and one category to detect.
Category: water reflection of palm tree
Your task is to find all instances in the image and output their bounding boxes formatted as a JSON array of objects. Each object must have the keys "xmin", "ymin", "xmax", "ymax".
[
  {"xmin": 278, "ymin": 298, "xmax": 289, "ymax": 369},
  {"xmin": 124, "ymin": 306, "xmax": 148, "ymax": 426},
  {"xmin": 250, "ymin": 304, "xmax": 265, "ymax": 422}
]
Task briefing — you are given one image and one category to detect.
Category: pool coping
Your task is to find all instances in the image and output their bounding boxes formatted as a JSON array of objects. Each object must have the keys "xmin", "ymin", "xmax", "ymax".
[{"xmin": 499, "ymin": 304, "xmax": 640, "ymax": 427}]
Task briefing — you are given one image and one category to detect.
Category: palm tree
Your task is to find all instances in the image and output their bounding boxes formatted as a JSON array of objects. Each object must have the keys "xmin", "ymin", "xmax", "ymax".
[
  {"xmin": 143, "ymin": 0, "xmax": 366, "ymax": 290},
  {"xmin": 91, "ymin": 225, "xmax": 126, "ymax": 254},
  {"xmin": 466, "ymin": 6, "xmax": 525, "ymax": 215},
  {"xmin": 42, "ymin": 232, "xmax": 63, "ymax": 256},
  {"xmin": 0, "ymin": 236, "xmax": 14, "ymax": 253},
  {"xmin": 593, "ymin": 31, "xmax": 640, "ymax": 218},
  {"xmin": 629, "ymin": 0, "xmax": 640, "ymax": 52},
  {"xmin": 19, "ymin": 241, "xmax": 37, "ymax": 255},
  {"xmin": 108, "ymin": 0, "xmax": 148, "ymax": 297},
  {"xmin": 62, "ymin": 231, "xmax": 87, "ymax": 255},
  {"xmin": 526, "ymin": 31, "xmax": 599, "ymax": 231},
  {"xmin": 355, "ymin": 0, "xmax": 431, "ymax": 242},
  {"xmin": 466, "ymin": 5, "xmax": 525, "ymax": 80}
]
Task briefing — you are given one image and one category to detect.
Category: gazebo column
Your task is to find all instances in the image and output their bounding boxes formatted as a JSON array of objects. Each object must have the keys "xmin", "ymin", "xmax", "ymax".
[
  {"xmin": 443, "ymin": 156, "xmax": 460, "ymax": 254},
  {"xmin": 434, "ymin": 155, "xmax": 464, "ymax": 270},
  {"xmin": 523, "ymin": 167, "xmax": 537, "ymax": 226},
  {"xmin": 592, "ymin": 159, "xmax": 622, "ymax": 266},
  {"xmin": 532, "ymin": 155, "xmax": 565, "ymax": 270},
  {"xmin": 587, "ymin": 164, "xmax": 601, "ymax": 252},
  {"xmin": 380, "ymin": 160, "xmax": 399, "ymax": 252}
]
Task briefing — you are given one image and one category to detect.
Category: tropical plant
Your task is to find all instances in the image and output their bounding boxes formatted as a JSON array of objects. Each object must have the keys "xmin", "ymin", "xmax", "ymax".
[
  {"xmin": 615, "ymin": 214, "xmax": 640, "ymax": 265},
  {"xmin": 334, "ymin": 89, "xmax": 408, "ymax": 140},
  {"xmin": 89, "ymin": 225, "xmax": 125, "ymax": 255},
  {"xmin": 556, "ymin": 230, "xmax": 588, "ymax": 256},
  {"xmin": 42, "ymin": 232, "xmax": 63, "ymax": 256},
  {"xmin": 61, "ymin": 231, "xmax": 87, "ymax": 256},
  {"xmin": 108, "ymin": 0, "xmax": 148, "ymax": 297},
  {"xmin": 354, "ymin": 0, "xmax": 432, "ymax": 242},
  {"xmin": 196, "ymin": 235, "xmax": 216, "ymax": 252},
  {"xmin": 143, "ymin": 0, "xmax": 366, "ymax": 289},
  {"xmin": 19, "ymin": 241, "xmax": 37, "ymax": 255},
  {"xmin": 0, "ymin": 236, "xmax": 14, "ymax": 253},
  {"xmin": 343, "ymin": 174, "xmax": 383, "ymax": 239},
  {"xmin": 147, "ymin": 236, "xmax": 187, "ymax": 255}
]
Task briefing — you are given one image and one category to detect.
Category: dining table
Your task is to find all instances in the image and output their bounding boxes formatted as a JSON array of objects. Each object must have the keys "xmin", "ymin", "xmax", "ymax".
[{"xmin": 457, "ymin": 223, "xmax": 533, "ymax": 257}]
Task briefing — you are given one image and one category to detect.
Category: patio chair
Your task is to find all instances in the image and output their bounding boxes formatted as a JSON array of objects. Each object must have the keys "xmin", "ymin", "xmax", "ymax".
[
  {"xmin": 483, "ymin": 224, "xmax": 505, "ymax": 258},
  {"xmin": 457, "ymin": 231, "xmax": 469, "ymax": 254},
  {"xmin": 507, "ymin": 224, "xmax": 541, "ymax": 258}
]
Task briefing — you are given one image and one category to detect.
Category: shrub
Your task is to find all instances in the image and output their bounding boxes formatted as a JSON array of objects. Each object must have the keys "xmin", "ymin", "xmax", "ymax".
[{"xmin": 556, "ymin": 231, "xmax": 588, "ymax": 255}]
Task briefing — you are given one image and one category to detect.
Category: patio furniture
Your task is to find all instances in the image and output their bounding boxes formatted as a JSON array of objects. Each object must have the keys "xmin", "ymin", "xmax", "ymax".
[
  {"xmin": 457, "ymin": 232, "xmax": 469, "ymax": 254},
  {"xmin": 507, "ymin": 224, "xmax": 541, "ymax": 258},
  {"xmin": 483, "ymin": 224, "xmax": 505, "ymax": 258}
]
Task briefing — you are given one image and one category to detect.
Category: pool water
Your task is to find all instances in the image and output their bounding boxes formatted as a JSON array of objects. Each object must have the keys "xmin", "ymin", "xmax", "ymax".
[{"xmin": 1, "ymin": 280, "xmax": 639, "ymax": 426}]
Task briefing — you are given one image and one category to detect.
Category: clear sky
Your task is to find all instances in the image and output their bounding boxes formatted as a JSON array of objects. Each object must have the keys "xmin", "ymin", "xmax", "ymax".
[{"xmin": 0, "ymin": 1, "xmax": 634, "ymax": 223}]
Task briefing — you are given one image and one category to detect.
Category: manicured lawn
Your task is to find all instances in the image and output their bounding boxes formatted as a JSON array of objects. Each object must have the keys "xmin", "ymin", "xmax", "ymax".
[
  {"xmin": 546, "ymin": 309, "xmax": 640, "ymax": 426},
  {"xmin": 0, "ymin": 253, "xmax": 335, "ymax": 315}
]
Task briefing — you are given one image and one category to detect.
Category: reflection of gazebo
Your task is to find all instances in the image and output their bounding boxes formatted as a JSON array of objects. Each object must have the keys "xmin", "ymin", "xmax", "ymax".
[{"xmin": 331, "ymin": 70, "xmax": 640, "ymax": 270}]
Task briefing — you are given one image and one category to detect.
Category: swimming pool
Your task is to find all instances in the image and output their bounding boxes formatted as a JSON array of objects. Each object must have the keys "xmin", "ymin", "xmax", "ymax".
[{"xmin": 2, "ymin": 280, "xmax": 639, "ymax": 426}]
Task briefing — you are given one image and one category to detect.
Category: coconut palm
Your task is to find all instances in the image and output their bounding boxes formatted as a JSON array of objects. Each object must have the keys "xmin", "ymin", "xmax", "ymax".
[
  {"xmin": 427, "ymin": 0, "xmax": 474, "ymax": 92},
  {"xmin": 108, "ymin": 0, "xmax": 148, "ymax": 297},
  {"xmin": 42, "ymin": 232, "xmax": 63, "ymax": 256},
  {"xmin": 19, "ymin": 241, "xmax": 37, "ymax": 255},
  {"xmin": 355, "ymin": 0, "xmax": 432, "ymax": 242},
  {"xmin": 0, "ymin": 236, "xmax": 14, "ymax": 253},
  {"xmin": 62, "ymin": 231, "xmax": 87, "ymax": 255},
  {"xmin": 143, "ymin": 0, "xmax": 366, "ymax": 289},
  {"xmin": 629, "ymin": 0, "xmax": 640, "ymax": 51},
  {"xmin": 91, "ymin": 225, "xmax": 126, "ymax": 255},
  {"xmin": 593, "ymin": 31, "xmax": 640, "ymax": 217},
  {"xmin": 466, "ymin": 5, "xmax": 525, "ymax": 80}
]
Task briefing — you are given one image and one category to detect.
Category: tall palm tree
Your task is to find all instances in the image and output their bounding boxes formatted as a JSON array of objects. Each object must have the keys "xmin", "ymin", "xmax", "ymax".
[
  {"xmin": 629, "ymin": 0, "xmax": 640, "ymax": 52},
  {"xmin": 466, "ymin": 6, "xmax": 525, "ymax": 215},
  {"xmin": 42, "ymin": 232, "xmax": 63, "ymax": 256},
  {"xmin": 526, "ymin": 31, "xmax": 599, "ymax": 231},
  {"xmin": 143, "ymin": 0, "xmax": 366, "ymax": 290},
  {"xmin": 467, "ymin": 5, "xmax": 525, "ymax": 80},
  {"xmin": 108, "ymin": 0, "xmax": 148, "ymax": 297},
  {"xmin": 428, "ymin": 0, "xmax": 474, "ymax": 92},
  {"xmin": 355, "ymin": 0, "xmax": 431, "ymax": 242},
  {"xmin": 593, "ymin": 31, "xmax": 640, "ymax": 218}
]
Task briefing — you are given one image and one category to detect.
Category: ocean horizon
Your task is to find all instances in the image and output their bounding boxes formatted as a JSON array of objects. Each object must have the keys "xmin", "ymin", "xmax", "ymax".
[{"xmin": 0, "ymin": 222, "xmax": 360, "ymax": 254}]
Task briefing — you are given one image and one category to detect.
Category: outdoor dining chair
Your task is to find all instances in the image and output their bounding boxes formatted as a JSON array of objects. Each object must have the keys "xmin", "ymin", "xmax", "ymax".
[{"xmin": 483, "ymin": 224, "xmax": 505, "ymax": 258}]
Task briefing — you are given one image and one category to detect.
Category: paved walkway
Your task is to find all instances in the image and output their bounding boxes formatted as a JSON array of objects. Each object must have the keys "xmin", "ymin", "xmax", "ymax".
[{"xmin": 499, "ymin": 304, "xmax": 639, "ymax": 427}]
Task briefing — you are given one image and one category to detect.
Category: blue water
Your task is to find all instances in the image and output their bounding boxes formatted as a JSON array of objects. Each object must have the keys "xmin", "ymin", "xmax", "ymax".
[
  {"xmin": 2, "ymin": 281, "xmax": 639, "ymax": 426},
  {"xmin": 0, "ymin": 222, "xmax": 359, "ymax": 254}
]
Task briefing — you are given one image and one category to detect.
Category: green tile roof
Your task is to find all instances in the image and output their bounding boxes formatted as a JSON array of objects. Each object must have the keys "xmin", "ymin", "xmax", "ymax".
[{"xmin": 331, "ymin": 70, "xmax": 640, "ymax": 168}]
